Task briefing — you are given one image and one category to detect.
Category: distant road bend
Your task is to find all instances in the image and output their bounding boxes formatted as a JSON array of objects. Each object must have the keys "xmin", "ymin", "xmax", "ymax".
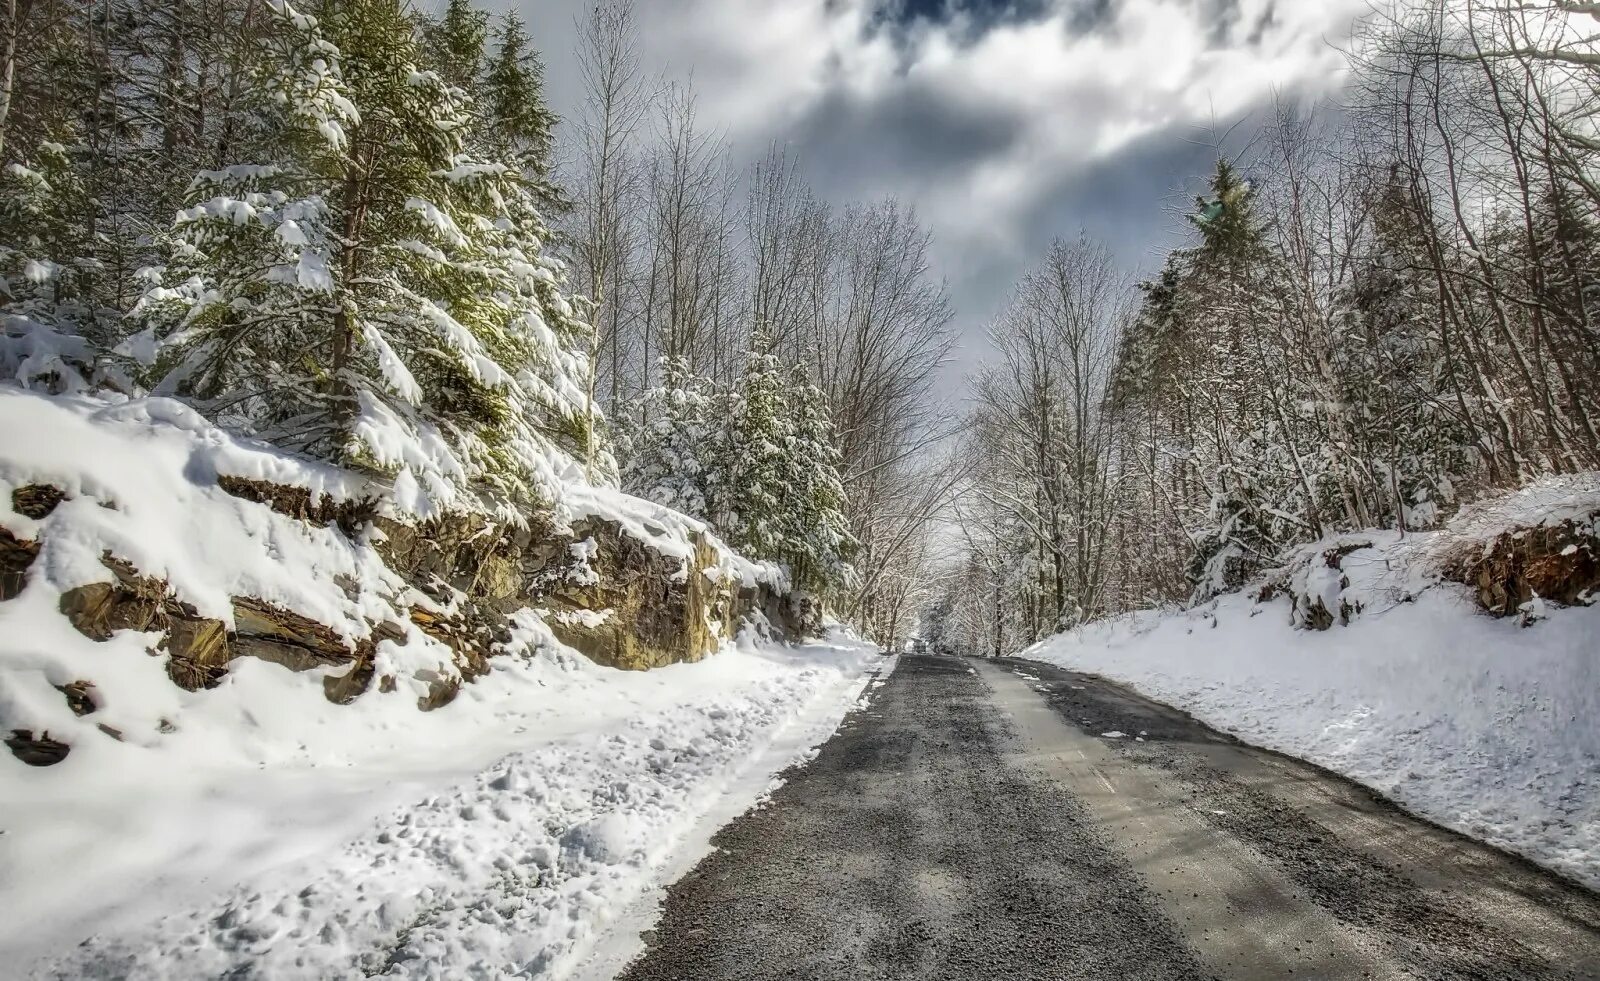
[{"xmin": 620, "ymin": 654, "xmax": 1600, "ymax": 981}]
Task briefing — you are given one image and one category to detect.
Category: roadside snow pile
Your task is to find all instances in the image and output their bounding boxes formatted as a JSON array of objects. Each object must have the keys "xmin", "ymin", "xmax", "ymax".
[
  {"xmin": 10, "ymin": 627, "xmax": 883, "ymax": 980},
  {"xmin": 0, "ymin": 384, "xmax": 873, "ymax": 977},
  {"xmin": 1020, "ymin": 475, "xmax": 1600, "ymax": 889}
]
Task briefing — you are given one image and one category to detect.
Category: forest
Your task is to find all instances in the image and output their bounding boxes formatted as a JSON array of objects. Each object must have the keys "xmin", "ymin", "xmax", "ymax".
[
  {"xmin": 1, "ymin": 0, "xmax": 1595, "ymax": 653},
  {"xmin": 924, "ymin": 0, "xmax": 1600, "ymax": 654},
  {"xmin": 0, "ymin": 0, "xmax": 955, "ymax": 635}
]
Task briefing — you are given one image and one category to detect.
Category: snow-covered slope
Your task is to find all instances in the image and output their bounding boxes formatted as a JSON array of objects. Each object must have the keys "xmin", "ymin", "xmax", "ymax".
[
  {"xmin": 0, "ymin": 385, "xmax": 882, "ymax": 977},
  {"xmin": 10, "ymin": 628, "xmax": 885, "ymax": 980},
  {"xmin": 1020, "ymin": 476, "xmax": 1600, "ymax": 889}
]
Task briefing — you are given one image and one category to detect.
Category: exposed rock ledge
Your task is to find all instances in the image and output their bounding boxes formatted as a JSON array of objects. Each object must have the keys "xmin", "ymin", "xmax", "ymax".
[{"xmin": 3, "ymin": 479, "xmax": 810, "ymax": 720}]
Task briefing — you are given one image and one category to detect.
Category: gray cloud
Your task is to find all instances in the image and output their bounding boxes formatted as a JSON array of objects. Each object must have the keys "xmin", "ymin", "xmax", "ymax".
[
  {"xmin": 886, "ymin": 0, "xmax": 1054, "ymax": 37},
  {"xmin": 927, "ymin": 123, "xmax": 1236, "ymax": 401},
  {"xmin": 488, "ymin": 0, "xmax": 1365, "ymax": 396},
  {"xmin": 1065, "ymin": 0, "xmax": 1116, "ymax": 34},
  {"xmin": 783, "ymin": 83, "xmax": 1032, "ymax": 194}
]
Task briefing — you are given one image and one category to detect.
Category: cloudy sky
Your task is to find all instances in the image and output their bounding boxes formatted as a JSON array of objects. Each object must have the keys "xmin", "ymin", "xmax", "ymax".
[{"xmin": 504, "ymin": 0, "xmax": 1368, "ymax": 389}]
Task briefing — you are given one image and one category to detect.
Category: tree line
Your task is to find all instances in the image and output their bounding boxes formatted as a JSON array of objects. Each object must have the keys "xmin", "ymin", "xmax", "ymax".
[
  {"xmin": 926, "ymin": 0, "xmax": 1600, "ymax": 655},
  {"xmin": 0, "ymin": 0, "xmax": 959, "ymax": 612},
  {"xmin": 563, "ymin": 1, "xmax": 955, "ymax": 608}
]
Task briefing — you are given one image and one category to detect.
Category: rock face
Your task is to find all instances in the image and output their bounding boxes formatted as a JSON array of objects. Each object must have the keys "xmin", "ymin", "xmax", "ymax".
[
  {"xmin": 373, "ymin": 511, "xmax": 806, "ymax": 673},
  {"xmin": 1446, "ymin": 513, "xmax": 1600, "ymax": 617},
  {"xmin": 0, "ymin": 526, "xmax": 38, "ymax": 601},
  {"xmin": 4, "ymin": 480, "xmax": 804, "ymax": 717},
  {"xmin": 5, "ymin": 729, "xmax": 69, "ymax": 766}
]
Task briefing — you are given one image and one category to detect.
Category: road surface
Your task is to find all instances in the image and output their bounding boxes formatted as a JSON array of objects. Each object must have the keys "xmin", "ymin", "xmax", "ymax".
[{"xmin": 619, "ymin": 654, "xmax": 1600, "ymax": 980}]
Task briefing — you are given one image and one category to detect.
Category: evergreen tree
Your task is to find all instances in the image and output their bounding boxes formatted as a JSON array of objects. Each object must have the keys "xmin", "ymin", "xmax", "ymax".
[
  {"xmin": 1186, "ymin": 162, "xmax": 1306, "ymax": 595},
  {"xmin": 721, "ymin": 330, "xmax": 855, "ymax": 595},
  {"xmin": 481, "ymin": 14, "xmax": 557, "ymax": 181},
  {"xmin": 784, "ymin": 362, "xmax": 857, "ymax": 593},
  {"xmin": 130, "ymin": 0, "xmax": 604, "ymax": 513},
  {"xmin": 1342, "ymin": 164, "xmax": 1469, "ymax": 530},
  {"xmin": 0, "ymin": 139, "xmax": 94, "ymax": 326},
  {"xmin": 727, "ymin": 329, "xmax": 792, "ymax": 563},
  {"xmin": 0, "ymin": 137, "xmax": 114, "ymax": 392},
  {"xmin": 623, "ymin": 355, "xmax": 727, "ymax": 522},
  {"xmin": 423, "ymin": 0, "xmax": 488, "ymax": 91}
]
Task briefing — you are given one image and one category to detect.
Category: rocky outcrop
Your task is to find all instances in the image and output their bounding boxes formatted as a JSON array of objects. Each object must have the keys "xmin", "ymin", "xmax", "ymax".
[
  {"xmin": 372, "ymin": 511, "xmax": 802, "ymax": 672},
  {"xmin": 12, "ymin": 483, "xmax": 65, "ymax": 520},
  {"xmin": 3, "ymin": 479, "xmax": 800, "ymax": 728},
  {"xmin": 1253, "ymin": 540, "xmax": 1371, "ymax": 631},
  {"xmin": 0, "ymin": 526, "xmax": 37, "ymax": 601},
  {"xmin": 5, "ymin": 729, "xmax": 69, "ymax": 766},
  {"xmin": 1446, "ymin": 513, "xmax": 1600, "ymax": 617},
  {"xmin": 214, "ymin": 475, "xmax": 376, "ymax": 536}
]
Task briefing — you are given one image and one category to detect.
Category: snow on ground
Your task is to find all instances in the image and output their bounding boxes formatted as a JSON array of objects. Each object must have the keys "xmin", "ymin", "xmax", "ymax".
[
  {"xmin": 1019, "ymin": 478, "xmax": 1600, "ymax": 889},
  {"xmin": 5, "ymin": 624, "xmax": 885, "ymax": 980},
  {"xmin": 0, "ymin": 385, "xmax": 880, "ymax": 978}
]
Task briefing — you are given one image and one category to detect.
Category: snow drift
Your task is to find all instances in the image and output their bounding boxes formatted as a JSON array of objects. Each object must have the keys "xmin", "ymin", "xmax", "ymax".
[
  {"xmin": 0, "ymin": 384, "xmax": 881, "ymax": 977},
  {"xmin": 1020, "ymin": 474, "xmax": 1600, "ymax": 889}
]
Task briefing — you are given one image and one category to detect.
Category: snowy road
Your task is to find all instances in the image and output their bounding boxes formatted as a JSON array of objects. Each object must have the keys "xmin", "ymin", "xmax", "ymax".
[{"xmin": 619, "ymin": 654, "xmax": 1600, "ymax": 980}]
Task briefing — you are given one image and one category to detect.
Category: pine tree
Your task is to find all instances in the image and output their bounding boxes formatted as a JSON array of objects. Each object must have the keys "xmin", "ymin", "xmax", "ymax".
[
  {"xmin": 784, "ymin": 362, "xmax": 856, "ymax": 593},
  {"xmin": 423, "ymin": 0, "xmax": 488, "ymax": 92},
  {"xmin": 720, "ymin": 330, "xmax": 856, "ymax": 595},
  {"xmin": 623, "ymin": 355, "xmax": 727, "ymax": 522},
  {"xmin": 0, "ymin": 136, "xmax": 112, "ymax": 391},
  {"xmin": 0, "ymin": 1, "xmax": 143, "ymax": 345},
  {"xmin": 1182, "ymin": 160, "xmax": 1303, "ymax": 595},
  {"xmin": 727, "ymin": 329, "xmax": 792, "ymax": 563},
  {"xmin": 1342, "ymin": 164, "xmax": 1469, "ymax": 530},
  {"xmin": 481, "ymin": 14, "xmax": 557, "ymax": 182},
  {"xmin": 0, "ymin": 139, "xmax": 94, "ymax": 325},
  {"xmin": 130, "ymin": 0, "xmax": 605, "ymax": 514}
]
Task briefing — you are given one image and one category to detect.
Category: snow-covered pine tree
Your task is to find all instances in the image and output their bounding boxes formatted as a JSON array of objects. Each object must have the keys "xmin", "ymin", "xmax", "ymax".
[
  {"xmin": 1341, "ymin": 164, "xmax": 1470, "ymax": 531},
  {"xmin": 722, "ymin": 330, "xmax": 855, "ymax": 595},
  {"xmin": 0, "ymin": 2, "xmax": 139, "ymax": 385},
  {"xmin": 622, "ymin": 355, "xmax": 726, "ymax": 522},
  {"xmin": 130, "ymin": 0, "xmax": 606, "ymax": 515},
  {"xmin": 784, "ymin": 362, "xmax": 856, "ymax": 593},
  {"xmin": 0, "ymin": 137, "xmax": 112, "ymax": 392},
  {"xmin": 0, "ymin": 139, "xmax": 93, "ymax": 325},
  {"xmin": 727, "ymin": 328, "xmax": 792, "ymax": 564},
  {"xmin": 1180, "ymin": 160, "xmax": 1304, "ymax": 597},
  {"xmin": 421, "ymin": 5, "xmax": 555, "ymax": 191}
]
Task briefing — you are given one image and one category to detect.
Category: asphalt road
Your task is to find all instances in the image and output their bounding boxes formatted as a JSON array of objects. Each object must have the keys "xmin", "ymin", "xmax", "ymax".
[{"xmin": 618, "ymin": 654, "xmax": 1600, "ymax": 980}]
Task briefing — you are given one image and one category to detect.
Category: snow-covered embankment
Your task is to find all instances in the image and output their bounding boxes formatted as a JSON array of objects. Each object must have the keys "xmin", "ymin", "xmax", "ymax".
[
  {"xmin": 0, "ymin": 385, "xmax": 886, "ymax": 978},
  {"xmin": 17, "ymin": 629, "xmax": 885, "ymax": 980},
  {"xmin": 1020, "ymin": 477, "xmax": 1600, "ymax": 889}
]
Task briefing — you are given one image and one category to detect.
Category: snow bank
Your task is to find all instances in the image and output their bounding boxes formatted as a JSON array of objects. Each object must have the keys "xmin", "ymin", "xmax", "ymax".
[
  {"xmin": 0, "ymin": 385, "xmax": 866, "ymax": 976},
  {"xmin": 0, "ymin": 385, "xmax": 774, "ymax": 614},
  {"xmin": 1020, "ymin": 480, "xmax": 1600, "ymax": 889},
  {"xmin": 9, "ymin": 627, "xmax": 883, "ymax": 980},
  {"xmin": 0, "ymin": 387, "xmax": 384, "ymax": 629}
]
